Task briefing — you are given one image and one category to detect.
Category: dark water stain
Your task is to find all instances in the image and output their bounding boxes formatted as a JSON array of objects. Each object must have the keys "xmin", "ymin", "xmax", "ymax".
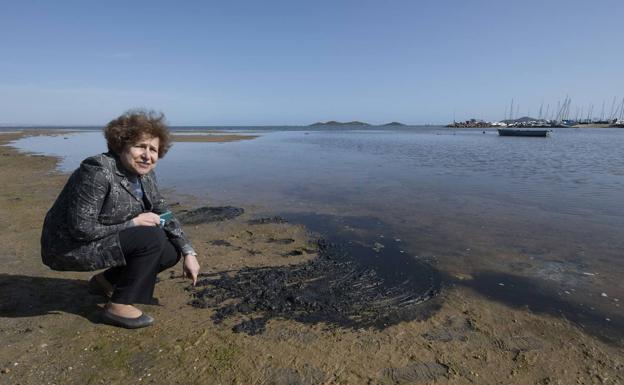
[
  {"xmin": 284, "ymin": 212, "xmax": 432, "ymax": 286},
  {"xmin": 281, "ymin": 249, "xmax": 303, "ymax": 256},
  {"xmin": 190, "ymin": 213, "xmax": 442, "ymax": 334},
  {"xmin": 461, "ymin": 271, "xmax": 624, "ymax": 346}
]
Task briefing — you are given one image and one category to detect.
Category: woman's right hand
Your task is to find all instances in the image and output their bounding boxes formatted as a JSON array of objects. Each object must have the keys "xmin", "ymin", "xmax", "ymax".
[{"xmin": 132, "ymin": 212, "xmax": 161, "ymax": 227}]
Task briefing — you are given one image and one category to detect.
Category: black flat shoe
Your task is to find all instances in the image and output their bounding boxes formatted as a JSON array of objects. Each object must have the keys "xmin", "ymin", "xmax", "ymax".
[{"xmin": 101, "ymin": 310, "xmax": 154, "ymax": 329}]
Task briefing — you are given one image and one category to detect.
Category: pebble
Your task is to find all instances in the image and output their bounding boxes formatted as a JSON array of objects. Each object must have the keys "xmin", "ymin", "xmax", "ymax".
[
  {"xmin": 372, "ymin": 242, "xmax": 385, "ymax": 252},
  {"xmin": 564, "ymin": 291, "xmax": 571, "ymax": 295},
  {"xmin": 1, "ymin": 368, "xmax": 9, "ymax": 374},
  {"xmin": 601, "ymin": 293, "xmax": 608, "ymax": 297},
  {"xmin": 498, "ymin": 283, "xmax": 505, "ymax": 286}
]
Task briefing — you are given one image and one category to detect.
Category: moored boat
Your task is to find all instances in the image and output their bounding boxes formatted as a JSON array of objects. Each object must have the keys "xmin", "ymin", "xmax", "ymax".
[{"xmin": 497, "ymin": 128, "xmax": 549, "ymax": 137}]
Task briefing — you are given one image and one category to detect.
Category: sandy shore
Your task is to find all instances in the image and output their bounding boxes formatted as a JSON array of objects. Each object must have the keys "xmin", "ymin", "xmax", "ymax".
[{"xmin": 0, "ymin": 131, "xmax": 622, "ymax": 385}]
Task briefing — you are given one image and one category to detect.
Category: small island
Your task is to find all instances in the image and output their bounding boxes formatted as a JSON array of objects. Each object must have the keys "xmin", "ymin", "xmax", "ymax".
[
  {"xmin": 381, "ymin": 122, "xmax": 406, "ymax": 127},
  {"xmin": 308, "ymin": 121, "xmax": 409, "ymax": 127},
  {"xmin": 309, "ymin": 121, "xmax": 371, "ymax": 127}
]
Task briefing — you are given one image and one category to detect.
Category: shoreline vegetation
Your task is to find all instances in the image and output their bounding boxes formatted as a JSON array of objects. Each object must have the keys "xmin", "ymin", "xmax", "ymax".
[{"xmin": 0, "ymin": 130, "xmax": 623, "ymax": 384}]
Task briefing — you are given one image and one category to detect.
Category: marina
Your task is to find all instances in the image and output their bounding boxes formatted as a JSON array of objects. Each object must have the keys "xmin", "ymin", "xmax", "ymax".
[{"xmin": 448, "ymin": 96, "xmax": 624, "ymax": 129}]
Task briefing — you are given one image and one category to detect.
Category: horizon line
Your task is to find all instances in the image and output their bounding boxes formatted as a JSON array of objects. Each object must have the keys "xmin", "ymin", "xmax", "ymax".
[{"xmin": 0, "ymin": 122, "xmax": 446, "ymax": 128}]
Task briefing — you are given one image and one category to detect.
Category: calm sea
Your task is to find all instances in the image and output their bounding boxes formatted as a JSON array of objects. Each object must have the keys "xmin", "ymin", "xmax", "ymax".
[{"xmin": 9, "ymin": 126, "xmax": 624, "ymax": 341}]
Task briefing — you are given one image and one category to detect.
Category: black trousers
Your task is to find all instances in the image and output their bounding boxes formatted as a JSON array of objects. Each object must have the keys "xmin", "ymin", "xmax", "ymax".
[{"xmin": 103, "ymin": 226, "xmax": 181, "ymax": 305}]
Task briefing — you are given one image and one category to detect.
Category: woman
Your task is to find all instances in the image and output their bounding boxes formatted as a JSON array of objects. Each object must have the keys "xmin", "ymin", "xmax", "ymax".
[{"xmin": 41, "ymin": 110, "xmax": 200, "ymax": 329}]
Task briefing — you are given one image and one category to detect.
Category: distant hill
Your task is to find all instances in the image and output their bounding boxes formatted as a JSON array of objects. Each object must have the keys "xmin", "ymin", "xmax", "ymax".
[
  {"xmin": 381, "ymin": 122, "xmax": 406, "ymax": 127},
  {"xmin": 309, "ymin": 121, "xmax": 371, "ymax": 127},
  {"xmin": 501, "ymin": 116, "xmax": 539, "ymax": 124}
]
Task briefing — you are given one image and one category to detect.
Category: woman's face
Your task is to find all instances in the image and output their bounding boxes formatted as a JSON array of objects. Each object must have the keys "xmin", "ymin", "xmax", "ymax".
[{"xmin": 120, "ymin": 135, "xmax": 160, "ymax": 176}]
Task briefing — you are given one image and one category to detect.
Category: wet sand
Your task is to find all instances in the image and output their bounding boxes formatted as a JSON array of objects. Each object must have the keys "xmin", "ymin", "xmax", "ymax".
[{"xmin": 0, "ymin": 131, "xmax": 622, "ymax": 385}]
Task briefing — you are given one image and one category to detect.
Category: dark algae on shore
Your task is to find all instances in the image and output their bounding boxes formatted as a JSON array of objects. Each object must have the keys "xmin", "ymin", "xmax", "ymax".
[
  {"xmin": 190, "ymin": 213, "xmax": 442, "ymax": 334},
  {"xmin": 177, "ymin": 206, "xmax": 244, "ymax": 224},
  {"xmin": 3, "ymin": 132, "xmax": 624, "ymax": 385}
]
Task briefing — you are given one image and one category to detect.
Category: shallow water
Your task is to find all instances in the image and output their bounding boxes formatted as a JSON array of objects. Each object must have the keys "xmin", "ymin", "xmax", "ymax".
[{"xmin": 10, "ymin": 127, "xmax": 624, "ymax": 342}]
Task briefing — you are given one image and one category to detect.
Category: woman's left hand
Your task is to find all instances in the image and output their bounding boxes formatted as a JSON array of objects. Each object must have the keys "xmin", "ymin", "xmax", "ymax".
[{"xmin": 182, "ymin": 254, "xmax": 200, "ymax": 286}]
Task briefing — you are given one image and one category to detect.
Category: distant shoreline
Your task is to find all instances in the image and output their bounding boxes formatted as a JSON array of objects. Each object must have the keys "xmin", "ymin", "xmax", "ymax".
[{"xmin": 1, "ymin": 124, "xmax": 622, "ymax": 134}]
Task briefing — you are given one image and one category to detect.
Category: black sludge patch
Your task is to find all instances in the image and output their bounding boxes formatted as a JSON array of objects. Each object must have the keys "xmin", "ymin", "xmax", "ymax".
[
  {"xmin": 178, "ymin": 206, "xmax": 244, "ymax": 225},
  {"xmin": 190, "ymin": 213, "xmax": 441, "ymax": 335},
  {"xmin": 266, "ymin": 237, "xmax": 295, "ymax": 245},
  {"xmin": 209, "ymin": 239, "xmax": 233, "ymax": 247},
  {"xmin": 248, "ymin": 216, "xmax": 287, "ymax": 225}
]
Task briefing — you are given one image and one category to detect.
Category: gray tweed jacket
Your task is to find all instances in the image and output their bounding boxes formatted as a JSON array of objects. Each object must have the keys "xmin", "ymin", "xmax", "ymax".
[{"xmin": 41, "ymin": 152, "xmax": 195, "ymax": 271}]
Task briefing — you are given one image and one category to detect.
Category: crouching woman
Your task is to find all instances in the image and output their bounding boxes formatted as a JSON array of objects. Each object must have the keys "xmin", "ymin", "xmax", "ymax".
[{"xmin": 41, "ymin": 110, "xmax": 200, "ymax": 329}]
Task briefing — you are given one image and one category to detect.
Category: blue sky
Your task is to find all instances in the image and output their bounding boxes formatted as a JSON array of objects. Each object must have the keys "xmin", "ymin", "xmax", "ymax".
[{"xmin": 1, "ymin": 0, "xmax": 622, "ymax": 125}]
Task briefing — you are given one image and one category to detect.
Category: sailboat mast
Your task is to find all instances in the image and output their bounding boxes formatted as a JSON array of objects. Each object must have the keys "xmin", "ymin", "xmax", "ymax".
[
  {"xmin": 609, "ymin": 96, "xmax": 617, "ymax": 120},
  {"xmin": 510, "ymin": 99, "xmax": 514, "ymax": 121},
  {"xmin": 579, "ymin": 106, "xmax": 584, "ymax": 123}
]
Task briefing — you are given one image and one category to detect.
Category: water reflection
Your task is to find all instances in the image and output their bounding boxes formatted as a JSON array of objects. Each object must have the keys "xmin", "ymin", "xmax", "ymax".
[{"xmin": 9, "ymin": 128, "xmax": 624, "ymax": 325}]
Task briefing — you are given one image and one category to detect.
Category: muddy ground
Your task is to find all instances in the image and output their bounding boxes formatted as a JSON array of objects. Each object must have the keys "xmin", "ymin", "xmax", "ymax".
[{"xmin": 0, "ymin": 131, "xmax": 622, "ymax": 385}]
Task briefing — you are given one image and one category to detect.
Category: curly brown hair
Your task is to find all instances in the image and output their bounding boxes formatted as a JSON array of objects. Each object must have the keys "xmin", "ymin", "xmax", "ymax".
[{"xmin": 103, "ymin": 109, "xmax": 172, "ymax": 158}]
